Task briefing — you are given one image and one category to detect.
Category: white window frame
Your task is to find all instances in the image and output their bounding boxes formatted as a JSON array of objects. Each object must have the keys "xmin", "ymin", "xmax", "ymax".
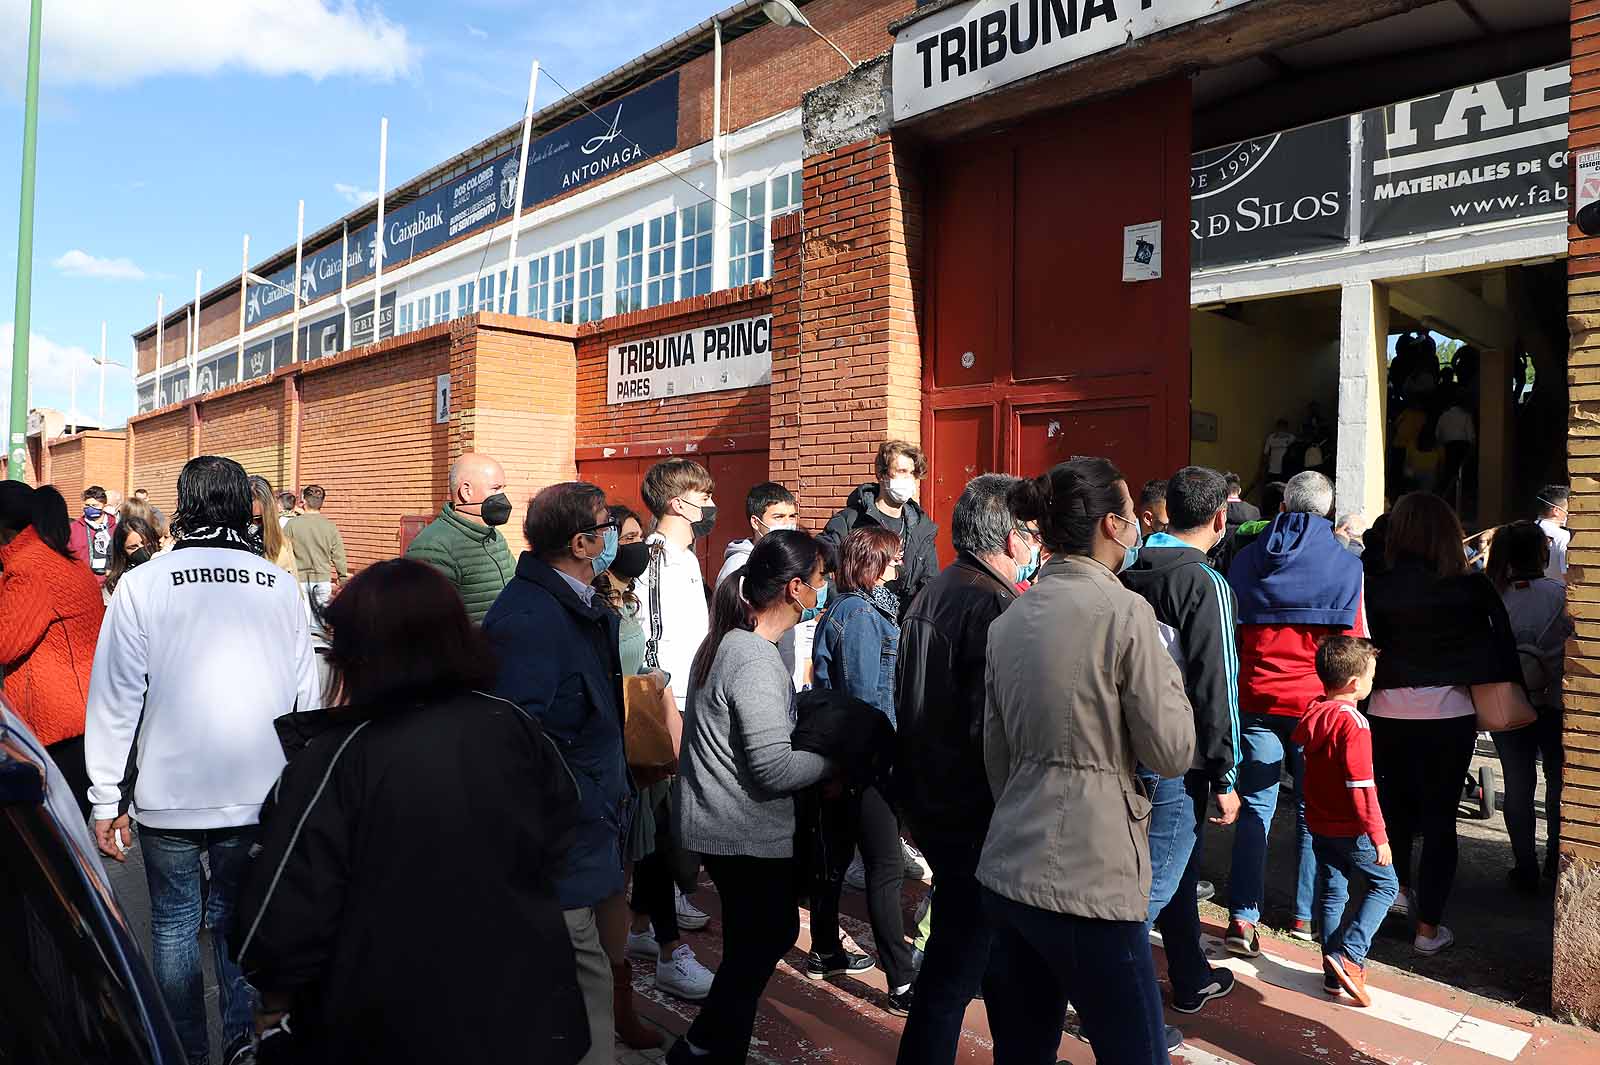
[
  {"xmin": 478, "ymin": 274, "xmax": 496, "ymax": 313},
  {"xmin": 415, "ymin": 294, "xmax": 433, "ymax": 329},
  {"xmin": 616, "ymin": 222, "xmax": 645, "ymax": 314},
  {"xmin": 526, "ymin": 255, "xmax": 551, "ymax": 320},
  {"xmin": 679, "ymin": 201, "xmax": 713, "ymax": 299},
  {"xmin": 729, "ymin": 181, "xmax": 769, "ymax": 286},
  {"xmin": 578, "ymin": 236, "xmax": 605, "ymax": 323},
  {"xmin": 646, "ymin": 211, "xmax": 677, "ymax": 308},
  {"xmin": 552, "ymin": 246, "xmax": 577, "ymax": 324},
  {"xmin": 434, "ymin": 290, "xmax": 450, "ymax": 323},
  {"xmin": 770, "ymin": 169, "xmax": 802, "ymax": 219},
  {"xmin": 501, "ymin": 267, "xmax": 518, "ymax": 315},
  {"xmin": 455, "ymin": 282, "xmax": 474, "ymax": 319},
  {"xmin": 397, "ymin": 301, "xmax": 414, "ymax": 335}
]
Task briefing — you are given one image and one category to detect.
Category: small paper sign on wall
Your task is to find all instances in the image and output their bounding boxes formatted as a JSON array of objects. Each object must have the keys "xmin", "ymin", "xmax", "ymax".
[
  {"xmin": 1123, "ymin": 221, "xmax": 1163, "ymax": 282},
  {"xmin": 435, "ymin": 373, "xmax": 451, "ymax": 424},
  {"xmin": 1577, "ymin": 150, "xmax": 1600, "ymax": 235}
]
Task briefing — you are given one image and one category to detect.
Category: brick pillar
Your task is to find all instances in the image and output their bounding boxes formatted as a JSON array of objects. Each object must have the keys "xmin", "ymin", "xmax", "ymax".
[
  {"xmin": 1557, "ymin": 0, "xmax": 1600, "ymax": 1025},
  {"xmin": 789, "ymin": 56, "xmax": 924, "ymax": 529},
  {"xmin": 770, "ymin": 213, "xmax": 804, "ymax": 497},
  {"xmin": 453, "ymin": 313, "xmax": 579, "ymax": 535}
]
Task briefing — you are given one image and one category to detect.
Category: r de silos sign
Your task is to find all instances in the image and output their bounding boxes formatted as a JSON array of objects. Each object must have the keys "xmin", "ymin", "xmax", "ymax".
[{"xmin": 892, "ymin": 0, "xmax": 1255, "ymax": 121}]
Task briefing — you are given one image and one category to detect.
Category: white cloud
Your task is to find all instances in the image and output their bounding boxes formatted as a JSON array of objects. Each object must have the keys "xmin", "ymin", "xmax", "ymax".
[
  {"xmin": 0, "ymin": 323, "xmax": 129, "ymax": 432},
  {"xmin": 333, "ymin": 182, "xmax": 378, "ymax": 206},
  {"xmin": 53, "ymin": 249, "xmax": 147, "ymax": 281},
  {"xmin": 0, "ymin": 0, "xmax": 417, "ymax": 88},
  {"xmin": 466, "ymin": 23, "xmax": 488, "ymax": 39}
]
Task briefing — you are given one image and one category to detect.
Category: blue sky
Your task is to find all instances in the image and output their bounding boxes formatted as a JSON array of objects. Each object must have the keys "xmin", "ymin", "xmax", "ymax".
[{"xmin": 0, "ymin": 0, "xmax": 716, "ymax": 433}]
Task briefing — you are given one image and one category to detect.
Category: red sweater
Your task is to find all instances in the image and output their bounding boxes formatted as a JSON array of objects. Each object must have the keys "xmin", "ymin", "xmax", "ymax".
[
  {"xmin": 0, "ymin": 528, "xmax": 106, "ymax": 746},
  {"xmin": 1292, "ymin": 697, "xmax": 1388, "ymax": 846},
  {"xmin": 1236, "ymin": 593, "xmax": 1366, "ymax": 718}
]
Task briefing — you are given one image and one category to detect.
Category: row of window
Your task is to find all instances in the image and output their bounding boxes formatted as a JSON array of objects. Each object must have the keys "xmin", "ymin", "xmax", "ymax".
[{"xmin": 391, "ymin": 172, "xmax": 801, "ymax": 336}]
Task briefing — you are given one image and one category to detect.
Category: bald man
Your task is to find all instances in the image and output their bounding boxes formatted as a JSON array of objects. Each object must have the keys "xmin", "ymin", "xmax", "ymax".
[{"xmin": 405, "ymin": 452, "xmax": 516, "ymax": 623}]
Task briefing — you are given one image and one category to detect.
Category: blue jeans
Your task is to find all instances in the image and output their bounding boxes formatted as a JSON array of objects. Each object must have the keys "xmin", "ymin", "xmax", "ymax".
[
  {"xmin": 1229, "ymin": 713, "xmax": 1314, "ymax": 925},
  {"xmin": 141, "ymin": 826, "xmax": 257, "ymax": 1065},
  {"xmin": 896, "ymin": 833, "xmax": 996, "ymax": 1065},
  {"xmin": 983, "ymin": 888, "xmax": 1168, "ymax": 1065},
  {"xmin": 1312, "ymin": 834, "xmax": 1399, "ymax": 967},
  {"xmin": 1138, "ymin": 767, "xmax": 1215, "ymax": 1001}
]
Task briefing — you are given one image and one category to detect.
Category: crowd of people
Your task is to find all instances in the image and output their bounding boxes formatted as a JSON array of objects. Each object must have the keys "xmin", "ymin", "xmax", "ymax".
[{"xmin": 0, "ymin": 439, "xmax": 1570, "ymax": 1065}]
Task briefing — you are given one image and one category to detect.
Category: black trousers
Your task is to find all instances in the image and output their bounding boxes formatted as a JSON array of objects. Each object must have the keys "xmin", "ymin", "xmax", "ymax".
[
  {"xmin": 810, "ymin": 785, "xmax": 915, "ymax": 988},
  {"xmin": 1370, "ymin": 713, "xmax": 1478, "ymax": 926},
  {"xmin": 896, "ymin": 831, "xmax": 994, "ymax": 1065},
  {"xmin": 630, "ymin": 790, "xmax": 680, "ymax": 944},
  {"xmin": 682, "ymin": 854, "xmax": 798, "ymax": 1063},
  {"xmin": 46, "ymin": 735, "xmax": 92, "ymax": 822}
]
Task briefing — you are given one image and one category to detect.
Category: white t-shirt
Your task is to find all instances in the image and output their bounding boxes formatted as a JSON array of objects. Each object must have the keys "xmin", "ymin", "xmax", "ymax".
[
  {"xmin": 1368, "ymin": 685, "xmax": 1476, "ymax": 721},
  {"xmin": 637, "ymin": 533, "xmax": 710, "ymax": 706},
  {"xmin": 1435, "ymin": 406, "xmax": 1476, "ymax": 445},
  {"xmin": 1539, "ymin": 518, "xmax": 1569, "ymax": 582},
  {"xmin": 1263, "ymin": 431, "xmax": 1296, "ymax": 475}
]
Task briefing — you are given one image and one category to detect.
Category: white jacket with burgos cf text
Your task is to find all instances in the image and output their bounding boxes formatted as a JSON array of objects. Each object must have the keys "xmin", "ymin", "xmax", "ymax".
[{"xmin": 85, "ymin": 544, "xmax": 320, "ymax": 828}]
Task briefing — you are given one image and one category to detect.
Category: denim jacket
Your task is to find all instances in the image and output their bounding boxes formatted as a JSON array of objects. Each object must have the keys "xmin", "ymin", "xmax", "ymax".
[{"xmin": 813, "ymin": 590, "xmax": 900, "ymax": 728}]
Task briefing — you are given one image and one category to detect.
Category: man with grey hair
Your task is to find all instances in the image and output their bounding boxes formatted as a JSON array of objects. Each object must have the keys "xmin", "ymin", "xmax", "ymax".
[
  {"xmin": 896, "ymin": 473, "xmax": 1039, "ymax": 1065},
  {"xmin": 405, "ymin": 451, "xmax": 514, "ymax": 623},
  {"xmin": 1224, "ymin": 468, "xmax": 1367, "ymax": 959}
]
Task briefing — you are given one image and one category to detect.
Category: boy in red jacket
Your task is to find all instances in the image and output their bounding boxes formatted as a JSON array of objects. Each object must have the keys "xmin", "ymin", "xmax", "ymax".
[{"xmin": 1293, "ymin": 636, "xmax": 1397, "ymax": 1008}]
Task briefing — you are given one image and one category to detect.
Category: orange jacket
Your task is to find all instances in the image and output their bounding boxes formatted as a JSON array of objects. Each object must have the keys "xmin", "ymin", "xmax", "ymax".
[{"xmin": 0, "ymin": 527, "xmax": 105, "ymax": 745}]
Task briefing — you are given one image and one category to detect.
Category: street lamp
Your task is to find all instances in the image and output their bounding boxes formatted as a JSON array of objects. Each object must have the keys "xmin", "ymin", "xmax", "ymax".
[{"xmin": 762, "ymin": 0, "xmax": 857, "ymax": 70}]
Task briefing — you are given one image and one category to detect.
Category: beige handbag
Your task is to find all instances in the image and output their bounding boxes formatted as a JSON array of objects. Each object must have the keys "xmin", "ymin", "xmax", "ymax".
[{"xmin": 1470, "ymin": 682, "xmax": 1537, "ymax": 733}]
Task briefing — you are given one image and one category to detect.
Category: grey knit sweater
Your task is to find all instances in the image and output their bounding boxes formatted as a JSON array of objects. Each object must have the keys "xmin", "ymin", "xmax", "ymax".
[{"xmin": 674, "ymin": 628, "xmax": 830, "ymax": 858}]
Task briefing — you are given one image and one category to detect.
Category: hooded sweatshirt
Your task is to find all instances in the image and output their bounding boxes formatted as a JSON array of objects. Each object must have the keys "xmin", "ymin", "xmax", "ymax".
[
  {"xmin": 1120, "ymin": 533, "xmax": 1240, "ymax": 790},
  {"xmin": 1228, "ymin": 513, "xmax": 1366, "ymax": 718},
  {"xmin": 1293, "ymin": 698, "xmax": 1387, "ymax": 845},
  {"xmin": 821, "ymin": 483, "xmax": 940, "ymax": 621}
]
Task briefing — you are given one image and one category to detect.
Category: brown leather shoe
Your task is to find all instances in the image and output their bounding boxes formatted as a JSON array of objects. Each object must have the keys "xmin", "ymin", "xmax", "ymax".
[
  {"xmin": 1324, "ymin": 953, "xmax": 1372, "ymax": 1007},
  {"xmin": 613, "ymin": 960, "xmax": 665, "ymax": 1049}
]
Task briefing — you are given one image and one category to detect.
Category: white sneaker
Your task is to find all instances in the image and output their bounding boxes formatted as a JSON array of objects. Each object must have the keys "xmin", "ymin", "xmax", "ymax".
[
  {"xmin": 844, "ymin": 853, "xmax": 867, "ymax": 891},
  {"xmin": 656, "ymin": 942, "xmax": 715, "ymax": 1001},
  {"xmin": 626, "ymin": 925, "xmax": 659, "ymax": 961},
  {"xmin": 902, "ymin": 840, "xmax": 931, "ymax": 882},
  {"xmin": 1414, "ymin": 925, "xmax": 1455, "ymax": 956},
  {"xmin": 675, "ymin": 887, "xmax": 710, "ymax": 931}
]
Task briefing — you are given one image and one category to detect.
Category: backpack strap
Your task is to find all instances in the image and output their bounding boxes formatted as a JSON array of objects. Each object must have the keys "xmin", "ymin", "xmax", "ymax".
[{"xmin": 643, "ymin": 544, "xmax": 664, "ymax": 671}]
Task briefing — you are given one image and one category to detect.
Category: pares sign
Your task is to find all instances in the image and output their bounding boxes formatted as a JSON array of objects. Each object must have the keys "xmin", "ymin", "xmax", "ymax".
[
  {"xmin": 607, "ymin": 314, "xmax": 772, "ymax": 404},
  {"xmin": 245, "ymin": 74, "xmax": 680, "ymax": 329},
  {"xmin": 1191, "ymin": 116, "xmax": 1350, "ymax": 269},
  {"xmin": 1361, "ymin": 63, "xmax": 1569, "ymax": 240},
  {"xmin": 892, "ymin": 0, "xmax": 1254, "ymax": 121}
]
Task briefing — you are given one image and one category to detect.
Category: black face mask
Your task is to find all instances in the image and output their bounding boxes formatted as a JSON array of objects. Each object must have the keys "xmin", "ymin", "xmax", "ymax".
[
  {"xmin": 611, "ymin": 541, "xmax": 651, "ymax": 581},
  {"xmin": 479, "ymin": 493, "xmax": 513, "ymax": 528},
  {"xmin": 687, "ymin": 503, "xmax": 717, "ymax": 539},
  {"xmin": 128, "ymin": 546, "xmax": 154, "ymax": 568}
]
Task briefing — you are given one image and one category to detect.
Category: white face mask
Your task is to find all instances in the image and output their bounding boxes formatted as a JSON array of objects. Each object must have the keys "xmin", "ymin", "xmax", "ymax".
[
  {"xmin": 885, "ymin": 476, "xmax": 917, "ymax": 506},
  {"xmin": 760, "ymin": 518, "xmax": 798, "ymax": 534}
]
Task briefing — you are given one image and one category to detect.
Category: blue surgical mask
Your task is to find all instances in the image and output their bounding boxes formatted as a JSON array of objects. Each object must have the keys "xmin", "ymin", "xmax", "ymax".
[
  {"xmin": 84, "ymin": 505, "xmax": 104, "ymax": 520},
  {"xmin": 590, "ymin": 526, "xmax": 619, "ymax": 576},
  {"xmin": 798, "ymin": 579, "xmax": 829, "ymax": 623},
  {"xmin": 1016, "ymin": 542, "xmax": 1041, "ymax": 583},
  {"xmin": 1110, "ymin": 514, "xmax": 1142, "ymax": 574}
]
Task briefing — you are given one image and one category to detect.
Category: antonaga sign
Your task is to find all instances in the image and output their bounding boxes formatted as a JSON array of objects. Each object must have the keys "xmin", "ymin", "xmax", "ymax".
[
  {"xmin": 606, "ymin": 315, "xmax": 772, "ymax": 405},
  {"xmin": 892, "ymin": 0, "xmax": 1255, "ymax": 121}
]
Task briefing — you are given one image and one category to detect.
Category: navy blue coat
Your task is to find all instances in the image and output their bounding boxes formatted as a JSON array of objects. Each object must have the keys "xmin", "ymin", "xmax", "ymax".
[{"xmin": 485, "ymin": 553, "xmax": 631, "ymax": 910}]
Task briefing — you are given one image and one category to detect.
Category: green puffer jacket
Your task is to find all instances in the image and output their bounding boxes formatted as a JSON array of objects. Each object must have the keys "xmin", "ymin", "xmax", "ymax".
[{"xmin": 405, "ymin": 504, "xmax": 515, "ymax": 623}]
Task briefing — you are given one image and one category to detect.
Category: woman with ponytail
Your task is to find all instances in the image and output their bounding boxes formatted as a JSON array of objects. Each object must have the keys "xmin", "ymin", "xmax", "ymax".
[
  {"xmin": 669, "ymin": 529, "xmax": 834, "ymax": 1065},
  {"xmin": 979, "ymin": 458, "xmax": 1196, "ymax": 1065}
]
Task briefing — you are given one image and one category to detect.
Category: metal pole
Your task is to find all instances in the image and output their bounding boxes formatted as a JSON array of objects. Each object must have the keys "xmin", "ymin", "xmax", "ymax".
[
  {"xmin": 290, "ymin": 199, "xmax": 304, "ymax": 364},
  {"xmin": 6, "ymin": 0, "xmax": 41, "ymax": 479},
  {"xmin": 373, "ymin": 116, "xmax": 388, "ymax": 344},
  {"xmin": 340, "ymin": 222, "xmax": 350, "ymax": 350},
  {"xmin": 711, "ymin": 19, "xmax": 729, "ymax": 292},
  {"xmin": 190, "ymin": 268, "xmax": 201, "ymax": 394},
  {"xmin": 68, "ymin": 353, "xmax": 76, "ymax": 435},
  {"xmin": 237, "ymin": 233, "xmax": 249, "ymax": 366},
  {"xmin": 156, "ymin": 292, "xmax": 164, "ymax": 386},
  {"xmin": 504, "ymin": 60, "xmax": 540, "ymax": 313},
  {"xmin": 98, "ymin": 320, "xmax": 107, "ymax": 429}
]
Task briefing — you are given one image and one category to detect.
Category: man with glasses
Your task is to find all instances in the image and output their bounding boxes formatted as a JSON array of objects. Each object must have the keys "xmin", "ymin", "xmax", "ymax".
[
  {"xmin": 485, "ymin": 482, "xmax": 633, "ymax": 1065},
  {"xmin": 895, "ymin": 474, "xmax": 1036, "ymax": 1065}
]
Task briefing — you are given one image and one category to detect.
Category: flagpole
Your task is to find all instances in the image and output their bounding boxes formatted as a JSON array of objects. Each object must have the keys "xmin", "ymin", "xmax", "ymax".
[
  {"xmin": 237, "ymin": 234, "xmax": 249, "ymax": 367},
  {"xmin": 340, "ymin": 221, "xmax": 350, "ymax": 351},
  {"xmin": 290, "ymin": 199, "xmax": 304, "ymax": 365},
  {"xmin": 504, "ymin": 59, "xmax": 540, "ymax": 313},
  {"xmin": 5, "ymin": 0, "xmax": 40, "ymax": 479},
  {"xmin": 98, "ymin": 320, "xmax": 107, "ymax": 428},
  {"xmin": 190, "ymin": 268, "xmax": 201, "ymax": 396},
  {"xmin": 68, "ymin": 351, "xmax": 77, "ymax": 434},
  {"xmin": 373, "ymin": 116, "xmax": 388, "ymax": 344}
]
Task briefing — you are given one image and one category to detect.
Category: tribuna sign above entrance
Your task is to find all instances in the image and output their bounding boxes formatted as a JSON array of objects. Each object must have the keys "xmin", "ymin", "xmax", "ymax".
[{"xmin": 893, "ymin": 0, "xmax": 1255, "ymax": 121}]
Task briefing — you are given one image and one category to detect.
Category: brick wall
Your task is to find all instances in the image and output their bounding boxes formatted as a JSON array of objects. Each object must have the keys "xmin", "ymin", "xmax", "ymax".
[
  {"xmin": 774, "ymin": 134, "xmax": 925, "ymax": 532},
  {"xmin": 576, "ymin": 285, "xmax": 772, "ymax": 451},
  {"xmin": 201, "ymin": 385, "xmax": 293, "ymax": 490},
  {"xmin": 128, "ymin": 410, "xmax": 191, "ymax": 516},
  {"xmin": 39, "ymin": 431, "xmax": 128, "ymax": 505},
  {"xmin": 1557, "ymin": 0, "xmax": 1600, "ymax": 1026}
]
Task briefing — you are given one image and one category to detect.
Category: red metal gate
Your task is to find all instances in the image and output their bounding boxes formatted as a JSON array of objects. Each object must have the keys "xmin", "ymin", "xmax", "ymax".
[{"xmin": 921, "ymin": 78, "xmax": 1192, "ymax": 565}]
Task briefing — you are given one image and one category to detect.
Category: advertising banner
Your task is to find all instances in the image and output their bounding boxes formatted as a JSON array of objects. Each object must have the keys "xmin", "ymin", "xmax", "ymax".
[
  {"xmin": 244, "ymin": 74, "xmax": 679, "ymax": 330},
  {"xmin": 1361, "ymin": 63, "xmax": 1569, "ymax": 241},
  {"xmin": 607, "ymin": 314, "xmax": 772, "ymax": 405},
  {"xmin": 1191, "ymin": 116, "xmax": 1350, "ymax": 269}
]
